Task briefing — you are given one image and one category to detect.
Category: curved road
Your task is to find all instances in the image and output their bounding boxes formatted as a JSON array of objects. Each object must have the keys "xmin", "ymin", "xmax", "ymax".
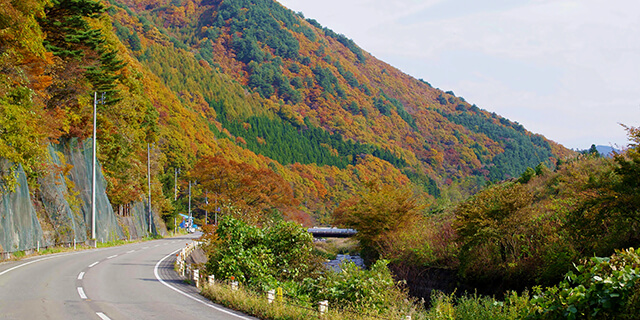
[{"xmin": 0, "ymin": 234, "xmax": 254, "ymax": 320}]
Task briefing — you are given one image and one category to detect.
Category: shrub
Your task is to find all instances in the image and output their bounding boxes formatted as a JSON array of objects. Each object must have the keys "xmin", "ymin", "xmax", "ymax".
[
  {"xmin": 530, "ymin": 247, "xmax": 640, "ymax": 319},
  {"xmin": 308, "ymin": 259, "xmax": 411, "ymax": 312},
  {"xmin": 426, "ymin": 291, "xmax": 532, "ymax": 320},
  {"xmin": 204, "ymin": 216, "xmax": 321, "ymax": 290}
]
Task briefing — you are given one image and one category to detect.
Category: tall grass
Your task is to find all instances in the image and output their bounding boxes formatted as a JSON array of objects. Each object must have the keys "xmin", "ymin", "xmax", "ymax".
[{"xmin": 201, "ymin": 282, "xmax": 423, "ymax": 320}]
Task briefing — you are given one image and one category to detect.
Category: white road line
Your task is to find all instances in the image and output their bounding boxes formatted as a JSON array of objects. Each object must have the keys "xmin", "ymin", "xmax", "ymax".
[
  {"xmin": 89, "ymin": 261, "xmax": 99, "ymax": 268},
  {"xmin": 126, "ymin": 250, "xmax": 135, "ymax": 254},
  {"xmin": 142, "ymin": 246, "xmax": 149, "ymax": 249},
  {"xmin": 107, "ymin": 255, "xmax": 118, "ymax": 259},
  {"xmin": 78, "ymin": 272, "xmax": 85, "ymax": 280},
  {"xmin": 0, "ymin": 249, "xmax": 90, "ymax": 277},
  {"xmin": 154, "ymin": 244, "xmax": 160, "ymax": 247},
  {"xmin": 96, "ymin": 312, "xmax": 111, "ymax": 320},
  {"xmin": 154, "ymin": 250, "xmax": 252, "ymax": 320},
  {"xmin": 77, "ymin": 287, "xmax": 87, "ymax": 299}
]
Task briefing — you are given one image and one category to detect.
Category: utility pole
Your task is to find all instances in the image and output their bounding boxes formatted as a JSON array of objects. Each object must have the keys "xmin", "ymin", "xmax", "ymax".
[
  {"xmin": 91, "ymin": 92, "xmax": 104, "ymax": 242},
  {"xmin": 204, "ymin": 192, "xmax": 208, "ymax": 226},
  {"xmin": 147, "ymin": 143, "xmax": 152, "ymax": 235},
  {"xmin": 188, "ymin": 181, "xmax": 192, "ymax": 229},
  {"xmin": 174, "ymin": 168, "xmax": 178, "ymax": 201}
]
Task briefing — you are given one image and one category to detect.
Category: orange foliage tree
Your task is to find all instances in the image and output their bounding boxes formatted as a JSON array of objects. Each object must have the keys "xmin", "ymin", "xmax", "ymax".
[
  {"xmin": 189, "ymin": 155, "xmax": 295, "ymax": 224},
  {"xmin": 333, "ymin": 180, "xmax": 421, "ymax": 262}
]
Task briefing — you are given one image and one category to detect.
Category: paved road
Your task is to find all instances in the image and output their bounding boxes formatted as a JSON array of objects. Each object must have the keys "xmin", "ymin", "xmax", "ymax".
[{"xmin": 0, "ymin": 234, "xmax": 254, "ymax": 320}]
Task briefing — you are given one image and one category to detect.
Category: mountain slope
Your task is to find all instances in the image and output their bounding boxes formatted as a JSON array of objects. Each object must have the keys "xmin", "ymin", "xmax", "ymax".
[
  {"xmin": 108, "ymin": 0, "xmax": 572, "ymax": 181},
  {"xmin": 0, "ymin": 0, "xmax": 573, "ymax": 229}
]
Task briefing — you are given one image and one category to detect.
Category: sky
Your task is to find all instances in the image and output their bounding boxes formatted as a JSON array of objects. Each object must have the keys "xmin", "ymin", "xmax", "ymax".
[{"xmin": 276, "ymin": 0, "xmax": 640, "ymax": 150}]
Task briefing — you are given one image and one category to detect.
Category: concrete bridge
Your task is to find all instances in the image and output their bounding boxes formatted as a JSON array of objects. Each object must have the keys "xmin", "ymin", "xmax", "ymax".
[{"xmin": 307, "ymin": 227, "xmax": 357, "ymax": 238}]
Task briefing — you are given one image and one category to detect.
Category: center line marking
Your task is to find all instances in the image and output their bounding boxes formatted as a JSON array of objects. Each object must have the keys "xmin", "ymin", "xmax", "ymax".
[
  {"xmin": 126, "ymin": 250, "xmax": 135, "ymax": 253},
  {"xmin": 96, "ymin": 312, "xmax": 111, "ymax": 320},
  {"xmin": 78, "ymin": 272, "xmax": 85, "ymax": 280},
  {"xmin": 89, "ymin": 261, "xmax": 99, "ymax": 268},
  {"xmin": 77, "ymin": 287, "xmax": 87, "ymax": 299},
  {"xmin": 107, "ymin": 255, "xmax": 118, "ymax": 259},
  {"xmin": 142, "ymin": 246, "xmax": 149, "ymax": 249}
]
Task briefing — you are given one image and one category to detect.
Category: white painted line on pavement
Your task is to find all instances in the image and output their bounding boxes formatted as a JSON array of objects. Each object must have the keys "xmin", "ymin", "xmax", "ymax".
[
  {"xmin": 96, "ymin": 312, "xmax": 111, "ymax": 320},
  {"xmin": 142, "ymin": 246, "xmax": 149, "ymax": 249},
  {"xmin": 107, "ymin": 255, "xmax": 118, "ymax": 259},
  {"xmin": 89, "ymin": 261, "xmax": 99, "ymax": 268},
  {"xmin": 0, "ymin": 249, "xmax": 92, "ymax": 277},
  {"xmin": 78, "ymin": 272, "xmax": 85, "ymax": 280},
  {"xmin": 77, "ymin": 287, "xmax": 87, "ymax": 299},
  {"xmin": 0, "ymin": 244, "xmax": 135, "ymax": 278},
  {"xmin": 154, "ymin": 244, "xmax": 160, "ymax": 247},
  {"xmin": 126, "ymin": 250, "xmax": 135, "ymax": 254},
  {"xmin": 154, "ymin": 250, "xmax": 253, "ymax": 320},
  {"xmin": 0, "ymin": 255, "xmax": 58, "ymax": 277}
]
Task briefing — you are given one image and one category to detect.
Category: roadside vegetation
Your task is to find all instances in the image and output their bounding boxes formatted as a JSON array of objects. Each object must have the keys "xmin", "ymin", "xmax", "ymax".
[{"xmin": 199, "ymin": 126, "xmax": 640, "ymax": 319}]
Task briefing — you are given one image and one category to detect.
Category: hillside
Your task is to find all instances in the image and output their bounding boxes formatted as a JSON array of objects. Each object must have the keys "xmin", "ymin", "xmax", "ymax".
[
  {"xmin": 108, "ymin": 0, "xmax": 572, "ymax": 177},
  {"xmin": 0, "ymin": 0, "xmax": 573, "ymax": 232}
]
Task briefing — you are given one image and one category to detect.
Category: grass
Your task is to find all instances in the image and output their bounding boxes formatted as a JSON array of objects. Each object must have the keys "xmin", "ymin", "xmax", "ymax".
[
  {"xmin": 200, "ymin": 282, "xmax": 423, "ymax": 320},
  {"xmin": 199, "ymin": 281, "xmax": 538, "ymax": 320},
  {"xmin": 201, "ymin": 283, "xmax": 317, "ymax": 320},
  {"xmin": 424, "ymin": 291, "xmax": 532, "ymax": 320}
]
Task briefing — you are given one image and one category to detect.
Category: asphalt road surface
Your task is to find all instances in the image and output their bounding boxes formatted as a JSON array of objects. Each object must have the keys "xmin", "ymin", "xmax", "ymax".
[{"xmin": 0, "ymin": 234, "xmax": 254, "ymax": 320}]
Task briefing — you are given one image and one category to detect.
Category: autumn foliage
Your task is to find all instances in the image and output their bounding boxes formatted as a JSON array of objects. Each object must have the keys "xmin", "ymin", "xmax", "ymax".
[
  {"xmin": 1, "ymin": 0, "xmax": 573, "ymax": 235},
  {"xmin": 333, "ymin": 180, "xmax": 421, "ymax": 262},
  {"xmin": 188, "ymin": 155, "xmax": 295, "ymax": 224}
]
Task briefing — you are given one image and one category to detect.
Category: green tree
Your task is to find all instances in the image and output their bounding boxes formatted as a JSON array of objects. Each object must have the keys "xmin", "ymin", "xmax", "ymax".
[
  {"xmin": 567, "ymin": 126, "xmax": 640, "ymax": 254},
  {"xmin": 453, "ymin": 182, "xmax": 537, "ymax": 284},
  {"xmin": 204, "ymin": 216, "xmax": 320, "ymax": 290},
  {"xmin": 38, "ymin": 0, "xmax": 105, "ymax": 58},
  {"xmin": 333, "ymin": 180, "xmax": 420, "ymax": 262},
  {"xmin": 519, "ymin": 167, "xmax": 536, "ymax": 183}
]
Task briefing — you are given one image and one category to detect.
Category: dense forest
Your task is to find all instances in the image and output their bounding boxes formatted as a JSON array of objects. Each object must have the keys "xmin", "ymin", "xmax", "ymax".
[{"xmin": 1, "ymin": 0, "xmax": 573, "ymax": 229}]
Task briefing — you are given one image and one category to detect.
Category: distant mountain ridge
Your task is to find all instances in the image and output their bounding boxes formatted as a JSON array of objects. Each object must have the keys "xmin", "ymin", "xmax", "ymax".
[{"xmin": 596, "ymin": 145, "xmax": 620, "ymax": 157}]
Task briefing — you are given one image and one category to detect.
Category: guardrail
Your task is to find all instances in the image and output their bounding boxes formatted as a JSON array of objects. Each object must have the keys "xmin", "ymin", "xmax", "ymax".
[{"xmin": 0, "ymin": 236, "xmax": 136, "ymax": 261}]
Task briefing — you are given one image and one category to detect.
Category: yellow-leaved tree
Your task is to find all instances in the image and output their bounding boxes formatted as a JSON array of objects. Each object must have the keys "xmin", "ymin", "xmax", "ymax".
[{"xmin": 333, "ymin": 180, "xmax": 421, "ymax": 263}]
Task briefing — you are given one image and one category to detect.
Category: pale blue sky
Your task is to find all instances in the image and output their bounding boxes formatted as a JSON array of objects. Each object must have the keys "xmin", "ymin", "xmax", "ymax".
[{"xmin": 277, "ymin": 0, "xmax": 640, "ymax": 150}]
